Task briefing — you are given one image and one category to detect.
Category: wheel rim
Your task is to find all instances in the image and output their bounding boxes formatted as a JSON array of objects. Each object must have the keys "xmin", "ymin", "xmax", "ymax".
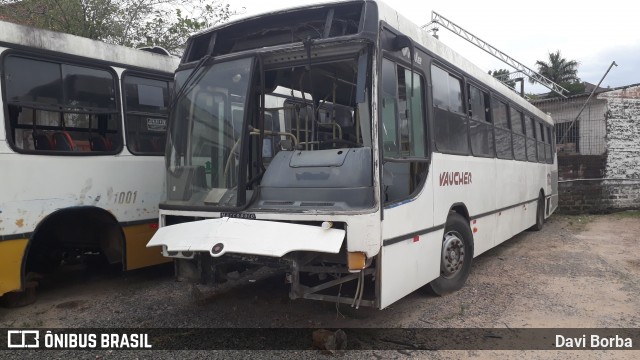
[{"xmin": 441, "ymin": 231, "xmax": 465, "ymax": 278}]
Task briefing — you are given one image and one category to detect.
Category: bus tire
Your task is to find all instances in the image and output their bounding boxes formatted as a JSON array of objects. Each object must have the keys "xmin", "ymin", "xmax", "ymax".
[
  {"xmin": 529, "ymin": 193, "xmax": 545, "ymax": 231},
  {"xmin": 428, "ymin": 212, "xmax": 474, "ymax": 296}
]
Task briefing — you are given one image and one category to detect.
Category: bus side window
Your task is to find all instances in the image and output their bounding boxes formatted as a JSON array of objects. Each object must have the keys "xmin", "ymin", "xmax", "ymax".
[
  {"xmin": 510, "ymin": 107, "xmax": 526, "ymax": 161},
  {"xmin": 431, "ymin": 65, "xmax": 468, "ymax": 154},
  {"xmin": 468, "ymin": 85, "xmax": 494, "ymax": 157},
  {"xmin": 536, "ymin": 121, "xmax": 545, "ymax": 163},
  {"xmin": 492, "ymin": 98, "xmax": 512, "ymax": 159},
  {"xmin": 3, "ymin": 55, "xmax": 120, "ymax": 154},
  {"xmin": 545, "ymin": 125, "xmax": 553, "ymax": 163},
  {"xmin": 123, "ymin": 74, "xmax": 171, "ymax": 155},
  {"xmin": 525, "ymin": 116, "xmax": 537, "ymax": 162}
]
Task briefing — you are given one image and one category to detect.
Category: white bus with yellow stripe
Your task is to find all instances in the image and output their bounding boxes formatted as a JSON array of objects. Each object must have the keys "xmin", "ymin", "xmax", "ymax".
[
  {"xmin": 0, "ymin": 21, "xmax": 179, "ymax": 305},
  {"xmin": 148, "ymin": 0, "xmax": 557, "ymax": 309}
]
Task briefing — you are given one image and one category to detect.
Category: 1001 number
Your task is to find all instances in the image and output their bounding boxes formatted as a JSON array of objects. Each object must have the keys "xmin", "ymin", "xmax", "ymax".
[{"xmin": 114, "ymin": 191, "xmax": 138, "ymax": 204}]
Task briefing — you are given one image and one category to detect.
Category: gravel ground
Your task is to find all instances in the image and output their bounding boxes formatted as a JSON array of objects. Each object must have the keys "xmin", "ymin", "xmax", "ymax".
[{"xmin": 1, "ymin": 213, "xmax": 639, "ymax": 359}]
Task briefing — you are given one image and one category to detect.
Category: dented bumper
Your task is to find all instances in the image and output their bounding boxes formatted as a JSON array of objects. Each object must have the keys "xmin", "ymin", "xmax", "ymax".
[{"xmin": 147, "ymin": 217, "xmax": 345, "ymax": 258}]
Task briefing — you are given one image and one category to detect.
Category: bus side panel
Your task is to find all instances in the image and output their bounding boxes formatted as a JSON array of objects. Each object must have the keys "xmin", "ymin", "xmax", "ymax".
[
  {"xmin": 0, "ymin": 155, "xmax": 164, "ymax": 236},
  {"xmin": 379, "ymin": 162, "xmax": 437, "ymax": 308},
  {"xmin": 379, "ymin": 230, "xmax": 443, "ymax": 309},
  {"xmin": 432, "ymin": 153, "xmax": 496, "ymax": 256},
  {"xmin": 549, "ymin": 161, "xmax": 559, "ymax": 216},
  {"xmin": 123, "ymin": 224, "xmax": 170, "ymax": 270},
  {"xmin": 493, "ymin": 205, "xmax": 535, "ymax": 247},
  {"xmin": 0, "ymin": 238, "xmax": 28, "ymax": 296},
  {"xmin": 493, "ymin": 160, "xmax": 533, "ymax": 246}
]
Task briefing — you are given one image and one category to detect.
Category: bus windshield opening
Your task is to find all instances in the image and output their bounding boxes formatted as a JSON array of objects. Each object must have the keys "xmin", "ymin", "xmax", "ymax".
[{"xmin": 165, "ymin": 47, "xmax": 374, "ymax": 211}]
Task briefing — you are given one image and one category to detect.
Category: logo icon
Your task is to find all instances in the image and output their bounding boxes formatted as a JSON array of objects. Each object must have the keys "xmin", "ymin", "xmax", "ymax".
[{"xmin": 7, "ymin": 330, "xmax": 40, "ymax": 348}]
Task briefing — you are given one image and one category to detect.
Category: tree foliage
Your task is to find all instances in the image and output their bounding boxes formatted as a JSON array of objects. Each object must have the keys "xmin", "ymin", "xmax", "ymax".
[
  {"xmin": 0, "ymin": 0, "xmax": 239, "ymax": 54},
  {"xmin": 533, "ymin": 50, "xmax": 580, "ymax": 84},
  {"xmin": 488, "ymin": 69, "xmax": 516, "ymax": 89}
]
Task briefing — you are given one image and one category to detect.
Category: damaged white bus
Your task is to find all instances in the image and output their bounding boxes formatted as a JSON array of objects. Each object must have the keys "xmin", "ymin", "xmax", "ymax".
[
  {"xmin": 0, "ymin": 21, "xmax": 178, "ymax": 305},
  {"xmin": 148, "ymin": 0, "xmax": 558, "ymax": 308}
]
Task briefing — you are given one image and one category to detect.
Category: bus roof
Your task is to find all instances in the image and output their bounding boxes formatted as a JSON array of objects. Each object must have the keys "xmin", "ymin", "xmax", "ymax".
[
  {"xmin": 191, "ymin": 0, "xmax": 552, "ymax": 124},
  {"xmin": 372, "ymin": 0, "xmax": 552, "ymax": 124},
  {"xmin": 0, "ymin": 20, "xmax": 180, "ymax": 73}
]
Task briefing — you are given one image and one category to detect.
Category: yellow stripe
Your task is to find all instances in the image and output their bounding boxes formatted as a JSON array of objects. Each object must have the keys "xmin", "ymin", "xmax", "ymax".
[
  {"xmin": 123, "ymin": 224, "xmax": 171, "ymax": 270},
  {"xmin": 0, "ymin": 238, "xmax": 28, "ymax": 296}
]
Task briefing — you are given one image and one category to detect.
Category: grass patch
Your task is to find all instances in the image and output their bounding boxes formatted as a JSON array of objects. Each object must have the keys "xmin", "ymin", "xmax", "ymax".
[
  {"xmin": 611, "ymin": 210, "xmax": 640, "ymax": 219},
  {"xmin": 562, "ymin": 214, "xmax": 593, "ymax": 232}
]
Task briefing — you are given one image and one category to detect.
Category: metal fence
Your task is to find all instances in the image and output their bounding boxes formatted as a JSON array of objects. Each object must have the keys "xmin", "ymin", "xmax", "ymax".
[{"xmin": 532, "ymin": 95, "xmax": 607, "ymax": 155}]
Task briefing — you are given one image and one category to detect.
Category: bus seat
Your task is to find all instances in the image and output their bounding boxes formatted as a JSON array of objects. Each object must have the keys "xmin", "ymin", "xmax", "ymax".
[
  {"xmin": 151, "ymin": 137, "xmax": 165, "ymax": 153},
  {"xmin": 138, "ymin": 138, "xmax": 154, "ymax": 152},
  {"xmin": 33, "ymin": 132, "xmax": 53, "ymax": 150},
  {"xmin": 52, "ymin": 131, "xmax": 76, "ymax": 151},
  {"xmin": 89, "ymin": 136, "xmax": 110, "ymax": 151},
  {"xmin": 193, "ymin": 165, "xmax": 207, "ymax": 189}
]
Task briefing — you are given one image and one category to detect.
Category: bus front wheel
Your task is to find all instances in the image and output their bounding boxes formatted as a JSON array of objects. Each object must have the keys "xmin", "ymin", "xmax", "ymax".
[{"xmin": 428, "ymin": 212, "xmax": 474, "ymax": 296}]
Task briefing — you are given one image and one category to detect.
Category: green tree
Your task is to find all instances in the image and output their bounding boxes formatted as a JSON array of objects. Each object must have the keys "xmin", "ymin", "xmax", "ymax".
[
  {"xmin": 488, "ymin": 69, "xmax": 515, "ymax": 89},
  {"xmin": 530, "ymin": 50, "xmax": 581, "ymax": 97},
  {"xmin": 559, "ymin": 81, "xmax": 586, "ymax": 96},
  {"xmin": 0, "ymin": 0, "xmax": 239, "ymax": 54},
  {"xmin": 533, "ymin": 50, "xmax": 579, "ymax": 84}
]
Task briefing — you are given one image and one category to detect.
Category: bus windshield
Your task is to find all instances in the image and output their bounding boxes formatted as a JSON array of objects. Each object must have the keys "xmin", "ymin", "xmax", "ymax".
[
  {"xmin": 167, "ymin": 57, "xmax": 254, "ymax": 208},
  {"xmin": 165, "ymin": 47, "xmax": 374, "ymax": 211}
]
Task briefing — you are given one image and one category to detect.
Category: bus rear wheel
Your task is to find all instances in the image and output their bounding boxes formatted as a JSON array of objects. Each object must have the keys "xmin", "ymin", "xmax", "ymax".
[
  {"xmin": 529, "ymin": 193, "xmax": 545, "ymax": 231},
  {"xmin": 428, "ymin": 212, "xmax": 474, "ymax": 296}
]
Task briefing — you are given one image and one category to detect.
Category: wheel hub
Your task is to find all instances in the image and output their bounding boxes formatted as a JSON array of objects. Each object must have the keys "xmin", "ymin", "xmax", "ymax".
[{"xmin": 441, "ymin": 232, "xmax": 465, "ymax": 278}]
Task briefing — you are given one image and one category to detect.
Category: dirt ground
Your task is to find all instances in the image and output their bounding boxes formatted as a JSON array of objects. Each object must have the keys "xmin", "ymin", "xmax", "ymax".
[{"xmin": 1, "ymin": 213, "xmax": 639, "ymax": 359}]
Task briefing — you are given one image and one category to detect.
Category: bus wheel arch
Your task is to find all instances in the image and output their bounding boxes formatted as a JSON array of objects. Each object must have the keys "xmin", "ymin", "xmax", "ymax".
[
  {"xmin": 449, "ymin": 203, "xmax": 470, "ymax": 222},
  {"xmin": 429, "ymin": 211, "xmax": 474, "ymax": 296},
  {"xmin": 25, "ymin": 207, "xmax": 126, "ymax": 274}
]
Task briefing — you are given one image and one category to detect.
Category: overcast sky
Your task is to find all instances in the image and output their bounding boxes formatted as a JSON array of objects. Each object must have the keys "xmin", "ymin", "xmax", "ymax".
[{"xmin": 230, "ymin": 0, "xmax": 639, "ymax": 95}]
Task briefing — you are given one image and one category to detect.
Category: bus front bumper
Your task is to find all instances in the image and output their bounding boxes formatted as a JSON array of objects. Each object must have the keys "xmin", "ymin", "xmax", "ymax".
[{"xmin": 147, "ymin": 217, "xmax": 345, "ymax": 259}]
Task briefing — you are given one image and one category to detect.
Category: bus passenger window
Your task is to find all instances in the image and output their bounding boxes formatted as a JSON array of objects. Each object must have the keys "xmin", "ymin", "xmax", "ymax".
[
  {"xmin": 536, "ymin": 122, "xmax": 546, "ymax": 163},
  {"xmin": 3, "ymin": 55, "xmax": 121, "ymax": 154},
  {"xmin": 432, "ymin": 65, "xmax": 468, "ymax": 154},
  {"xmin": 123, "ymin": 75, "xmax": 171, "ymax": 155},
  {"xmin": 525, "ymin": 116, "xmax": 537, "ymax": 162},
  {"xmin": 545, "ymin": 125, "xmax": 553, "ymax": 163},
  {"xmin": 492, "ymin": 98, "xmax": 512, "ymax": 159},
  {"xmin": 468, "ymin": 85, "xmax": 494, "ymax": 157},
  {"xmin": 510, "ymin": 107, "xmax": 526, "ymax": 161}
]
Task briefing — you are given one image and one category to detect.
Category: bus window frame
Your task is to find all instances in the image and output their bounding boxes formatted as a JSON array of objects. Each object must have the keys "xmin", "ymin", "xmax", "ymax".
[
  {"xmin": 524, "ymin": 113, "xmax": 538, "ymax": 162},
  {"xmin": 430, "ymin": 61, "xmax": 469, "ymax": 156},
  {"xmin": 466, "ymin": 81, "xmax": 495, "ymax": 158},
  {"xmin": 491, "ymin": 94, "xmax": 513, "ymax": 160},
  {"xmin": 121, "ymin": 69, "xmax": 173, "ymax": 156},
  {"xmin": 509, "ymin": 105, "xmax": 527, "ymax": 161},
  {"xmin": 1, "ymin": 50, "xmax": 123, "ymax": 156}
]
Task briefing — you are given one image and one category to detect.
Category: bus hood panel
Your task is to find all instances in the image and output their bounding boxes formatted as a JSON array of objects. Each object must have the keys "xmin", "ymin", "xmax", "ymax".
[{"xmin": 147, "ymin": 218, "xmax": 345, "ymax": 258}]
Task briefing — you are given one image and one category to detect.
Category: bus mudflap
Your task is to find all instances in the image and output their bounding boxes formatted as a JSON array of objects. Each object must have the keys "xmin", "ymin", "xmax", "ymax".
[{"xmin": 147, "ymin": 217, "xmax": 345, "ymax": 258}]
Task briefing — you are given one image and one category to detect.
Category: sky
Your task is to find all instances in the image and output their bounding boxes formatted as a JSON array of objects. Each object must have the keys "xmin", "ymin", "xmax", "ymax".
[{"xmin": 229, "ymin": 0, "xmax": 640, "ymax": 95}]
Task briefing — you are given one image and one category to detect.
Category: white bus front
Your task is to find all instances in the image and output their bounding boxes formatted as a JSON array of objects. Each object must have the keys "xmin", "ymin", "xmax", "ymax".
[{"xmin": 149, "ymin": 41, "xmax": 385, "ymax": 307}]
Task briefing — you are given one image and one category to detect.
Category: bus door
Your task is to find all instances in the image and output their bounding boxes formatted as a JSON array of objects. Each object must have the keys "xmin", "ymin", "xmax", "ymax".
[{"xmin": 377, "ymin": 30, "xmax": 439, "ymax": 307}]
